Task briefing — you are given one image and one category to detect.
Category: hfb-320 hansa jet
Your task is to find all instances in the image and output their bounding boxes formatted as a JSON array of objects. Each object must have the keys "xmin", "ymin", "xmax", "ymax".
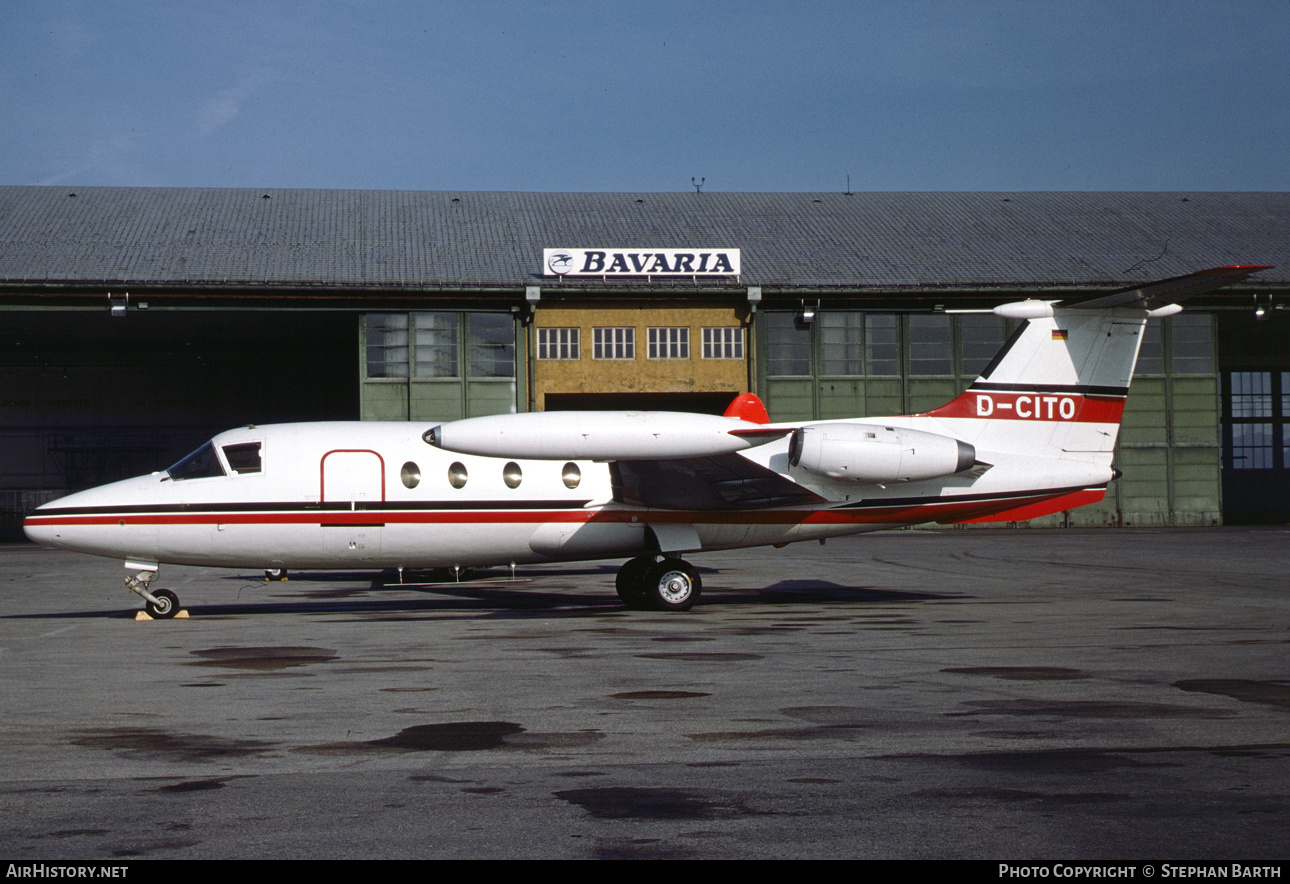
[{"xmin": 23, "ymin": 265, "xmax": 1270, "ymax": 617}]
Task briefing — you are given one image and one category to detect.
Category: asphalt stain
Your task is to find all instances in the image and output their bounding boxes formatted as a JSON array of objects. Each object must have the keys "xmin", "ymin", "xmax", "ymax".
[
  {"xmin": 369, "ymin": 721, "xmax": 524, "ymax": 751},
  {"xmin": 70, "ymin": 727, "xmax": 276, "ymax": 761},
  {"xmin": 787, "ymin": 777, "xmax": 841, "ymax": 784},
  {"xmin": 610, "ymin": 690, "xmax": 711, "ymax": 700},
  {"xmin": 151, "ymin": 778, "xmax": 228, "ymax": 793},
  {"xmin": 461, "ymin": 786, "xmax": 506, "ymax": 794},
  {"xmin": 1174, "ymin": 679, "xmax": 1290, "ymax": 710},
  {"xmin": 189, "ymin": 646, "xmax": 338, "ymax": 671},
  {"xmin": 942, "ymin": 666, "xmax": 1088, "ymax": 680},
  {"xmin": 935, "ymin": 749, "xmax": 1177, "ymax": 774},
  {"xmin": 914, "ymin": 787, "xmax": 1128, "ymax": 805},
  {"xmin": 301, "ymin": 721, "xmax": 602, "ymax": 754},
  {"xmin": 949, "ymin": 699, "xmax": 1234, "ymax": 719},
  {"xmin": 555, "ymin": 786, "xmax": 753, "ymax": 820}
]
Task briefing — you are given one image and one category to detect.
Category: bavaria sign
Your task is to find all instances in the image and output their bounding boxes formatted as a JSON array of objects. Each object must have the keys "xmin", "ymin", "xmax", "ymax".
[{"xmin": 544, "ymin": 248, "xmax": 740, "ymax": 278}]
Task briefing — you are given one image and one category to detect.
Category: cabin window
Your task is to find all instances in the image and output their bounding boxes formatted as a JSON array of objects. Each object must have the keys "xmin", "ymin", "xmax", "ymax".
[
  {"xmin": 448, "ymin": 462, "xmax": 468, "ymax": 489},
  {"xmin": 562, "ymin": 462, "xmax": 581, "ymax": 489},
  {"xmin": 167, "ymin": 442, "xmax": 226, "ymax": 481},
  {"xmin": 503, "ymin": 461, "xmax": 522, "ymax": 488},
  {"xmin": 222, "ymin": 442, "xmax": 262, "ymax": 474},
  {"xmin": 401, "ymin": 461, "xmax": 421, "ymax": 488}
]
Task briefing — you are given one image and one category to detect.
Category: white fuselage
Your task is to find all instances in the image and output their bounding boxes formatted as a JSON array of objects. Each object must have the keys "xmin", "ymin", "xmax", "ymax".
[{"xmin": 23, "ymin": 414, "xmax": 1113, "ymax": 572}]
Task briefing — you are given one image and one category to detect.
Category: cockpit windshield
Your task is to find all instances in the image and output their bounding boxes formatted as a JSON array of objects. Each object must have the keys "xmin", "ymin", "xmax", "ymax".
[
  {"xmin": 166, "ymin": 442, "xmax": 226, "ymax": 481},
  {"xmin": 222, "ymin": 442, "xmax": 262, "ymax": 474}
]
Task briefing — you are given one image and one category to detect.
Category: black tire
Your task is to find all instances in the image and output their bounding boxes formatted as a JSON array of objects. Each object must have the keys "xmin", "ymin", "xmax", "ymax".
[
  {"xmin": 615, "ymin": 555, "xmax": 656, "ymax": 609},
  {"xmin": 265, "ymin": 568, "xmax": 287, "ymax": 581},
  {"xmin": 145, "ymin": 589, "xmax": 179, "ymax": 620},
  {"xmin": 643, "ymin": 558, "xmax": 701, "ymax": 612}
]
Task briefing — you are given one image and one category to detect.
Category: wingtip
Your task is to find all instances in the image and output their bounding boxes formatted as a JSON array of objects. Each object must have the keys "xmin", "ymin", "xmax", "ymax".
[
  {"xmin": 724, "ymin": 392, "xmax": 770, "ymax": 424},
  {"xmin": 1198, "ymin": 264, "xmax": 1274, "ymax": 276}
]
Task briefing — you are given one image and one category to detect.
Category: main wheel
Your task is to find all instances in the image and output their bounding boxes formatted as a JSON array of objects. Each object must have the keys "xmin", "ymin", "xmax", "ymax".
[
  {"xmin": 615, "ymin": 555, "xmax": 656, "ymax": 609},
  {"xmin": 145, "ymin": 589, "xmax": 180, "ymax": 620},
  {"xmin": 265, "ymin": 567, "xmax": 287, "ymax": 581},
  {"xmin": 643, "ymin": 559, "xmax": 701, "ymax": 612}
]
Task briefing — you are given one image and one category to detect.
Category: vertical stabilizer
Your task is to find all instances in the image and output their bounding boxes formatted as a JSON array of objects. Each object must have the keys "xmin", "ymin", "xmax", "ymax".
[{"xmin": 923, "ymin": 307, "xmax": 1144, "ymax": 455}]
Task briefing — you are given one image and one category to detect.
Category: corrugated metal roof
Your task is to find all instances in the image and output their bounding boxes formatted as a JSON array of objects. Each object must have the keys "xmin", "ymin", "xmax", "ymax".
[{"xmin": 1, "ymin": 187, "xmax": 1286, "ymax": 290}]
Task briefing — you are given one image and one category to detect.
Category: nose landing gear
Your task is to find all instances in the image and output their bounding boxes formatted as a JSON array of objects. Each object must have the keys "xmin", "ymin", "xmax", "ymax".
[{"xmin": 124, "ymin": 567, "xmax": 182, "ymax": 620}]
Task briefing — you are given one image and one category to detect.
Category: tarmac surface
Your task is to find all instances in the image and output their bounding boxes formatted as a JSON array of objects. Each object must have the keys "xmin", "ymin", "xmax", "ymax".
[{"xmin": 1, "ymin": 528, "xmax": 1287, "ymax": 860}]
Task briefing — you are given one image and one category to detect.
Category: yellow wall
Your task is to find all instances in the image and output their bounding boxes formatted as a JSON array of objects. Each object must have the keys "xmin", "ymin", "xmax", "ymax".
[{"xmin": 531, "ymin": 301, "xmax": 750, "ymax": 410}]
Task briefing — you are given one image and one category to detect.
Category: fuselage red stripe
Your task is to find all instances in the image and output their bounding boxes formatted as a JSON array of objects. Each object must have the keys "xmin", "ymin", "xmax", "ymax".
[{"xmin": 24, "ymin": 488, "xmax": 1101, "ymax": 530}]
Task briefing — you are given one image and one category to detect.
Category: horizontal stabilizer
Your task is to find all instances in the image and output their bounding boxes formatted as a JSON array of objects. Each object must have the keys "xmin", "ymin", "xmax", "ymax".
[{"xmin": 1057, "ymin": 265, "xmax": 1271, "ymax": 311}]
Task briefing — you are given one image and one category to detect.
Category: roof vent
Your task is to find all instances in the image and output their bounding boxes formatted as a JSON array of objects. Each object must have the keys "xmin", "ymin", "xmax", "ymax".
[
  {"xmin": 262, "ymin": 193, "xmax": 271, "ymax": 199},
  {"xmin": 68, "ymin": 193, "xmax": 76, "ymax": 198}
]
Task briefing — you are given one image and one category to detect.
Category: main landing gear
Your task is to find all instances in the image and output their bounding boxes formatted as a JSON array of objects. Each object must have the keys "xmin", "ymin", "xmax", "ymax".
[
  {"xmin": 615, "ymin": 555, "xmax": 701, "ymax": 612},
  {"xmin": 124, "ymin": 568, "xmax": 181, "ymax": 620}
]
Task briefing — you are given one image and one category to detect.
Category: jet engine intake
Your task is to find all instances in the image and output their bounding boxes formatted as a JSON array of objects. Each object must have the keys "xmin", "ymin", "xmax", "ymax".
[{"xmin": 788, "ymin": 423, "xmax": 975, "ymax": 483}]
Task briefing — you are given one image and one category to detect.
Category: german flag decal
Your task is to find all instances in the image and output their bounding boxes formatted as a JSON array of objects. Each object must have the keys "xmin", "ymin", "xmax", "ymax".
[{"xmin": 1051, "ymin": 329, "xmax": 1069, "ymax": 340}]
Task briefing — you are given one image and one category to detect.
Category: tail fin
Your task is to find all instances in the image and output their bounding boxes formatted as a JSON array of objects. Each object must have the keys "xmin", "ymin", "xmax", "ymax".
[
  {"xmin": 923, "ymin": 308, "xmax": 1141, "ymax": 455},
  {"xmin": 923, "ymin": 265, "xmax": 1272, "ymax": 456}
]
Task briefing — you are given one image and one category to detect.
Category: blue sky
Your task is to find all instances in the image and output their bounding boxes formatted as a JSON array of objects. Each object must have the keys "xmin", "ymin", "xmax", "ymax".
[{"xmin": 3, "ymin": 0, "xmax": 1288, "ymax": 192}]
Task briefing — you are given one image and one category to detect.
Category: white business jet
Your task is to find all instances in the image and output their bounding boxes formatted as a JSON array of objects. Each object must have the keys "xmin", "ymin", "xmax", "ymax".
[{"xmin": 23, "ymin": 266, "xmax": 1269, "ymax": 617}]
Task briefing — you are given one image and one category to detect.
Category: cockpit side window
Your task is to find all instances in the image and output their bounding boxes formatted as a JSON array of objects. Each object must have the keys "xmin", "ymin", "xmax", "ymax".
[
  {"xmin": 222, "ymin": 442, "xmax": 262, "ymax": 474},
  {"xmin": 166, "ymin": 442, "xmax": 226, "ymax": 481}
]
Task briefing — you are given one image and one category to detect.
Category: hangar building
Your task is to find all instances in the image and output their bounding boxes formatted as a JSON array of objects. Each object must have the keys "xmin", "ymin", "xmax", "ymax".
[{"xmin": 1, "ymin": 186, "xmax": 1287, "ymax": 533}]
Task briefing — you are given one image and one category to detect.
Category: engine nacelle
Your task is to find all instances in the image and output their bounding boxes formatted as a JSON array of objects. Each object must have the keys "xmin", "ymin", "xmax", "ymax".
[{"xmin": 788, "ymin": 423, "xmax": 976, "ymax": 483}]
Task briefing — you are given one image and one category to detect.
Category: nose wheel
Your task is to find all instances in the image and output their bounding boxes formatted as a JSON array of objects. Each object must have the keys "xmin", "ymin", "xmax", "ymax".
[
  {"xmin": 615, "ymin": 555, "xmax": 701, "ymax": 611},
  {"xmin": 125, "ymin": 568, "xmax": 182, "ymax": 620},
  {"xmin": 144, "ymin": 589, "xmax": 180, "ymax": 620}
]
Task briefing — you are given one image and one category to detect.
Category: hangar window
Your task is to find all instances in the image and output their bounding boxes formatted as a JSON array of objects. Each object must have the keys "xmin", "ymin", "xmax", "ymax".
[
  {"xmin": 538, "ymin": 328, "xmax": 580, "ymax": 360},
  {"xmin": 1136, "ymin": 322, "xmax": 1163, "ymax": 375},
  {"xmin": 766, "ymin": 313, "xmax": 809, "ymax": 376},
  {"xmin": 865, "ymin": 315, "xmax": 900, "ymax": 376},
  {"xmin": 1169, "ymin": 314, "xmax": 1214, "ymax": 374},
  {"xmin": 648, "ymin": 327, "xmax": 689, "ymax": 359},
  {"xmin": 593, "ymin": 327, "xmax": 635, "ymax": 359},
  {"xmin": 1230, "ymin": 423, "xmax": 1274, "ymax": 469},
  {"xmin": 959, "ymin": 315, "xmax": 1008, "ymax": 378},
  {"xmin": 469, "ymin": 313, "xmax": 516, "ymax": 377},
  {"xmin": 365, "ymin": 313, "xmax": 516, "ymax": 381},
  {"xmin": 1224, "ymin": 371, "xmax": 1287, "ymax": 472},
  {"xmin": 908, "ymin": 315, "xmax": 952, "ymax": 376},
  {"xmin": 1230, "ymin": 371, "xmax": 1272, "ymax": 418},
  {"xmin": 820, "ymin": 314, "xmax": 863, "ymax": 374},
  {"xmin": 414, "ymin": 313, "xmax": 460, "ymax": 378},
  {"xmin": 702, "ymin": 328, "xmax": 744, "ymax": 359},
  {"xmin": 166, "ymin": 442, "xmax": 225, "ymax": 481},
  {"xmin": 365, "ymin": 314, "xmax": 410, "ymax": 378},
  {"xmin": 222, "ymin": 442, "xmax": 262, "ymax": 474}
]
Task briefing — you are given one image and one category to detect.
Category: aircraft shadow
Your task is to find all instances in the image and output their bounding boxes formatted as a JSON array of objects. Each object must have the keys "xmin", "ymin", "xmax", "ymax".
[{"xmin": 3, "ymin": 572, "xmax": 961, "ymax": 622}]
